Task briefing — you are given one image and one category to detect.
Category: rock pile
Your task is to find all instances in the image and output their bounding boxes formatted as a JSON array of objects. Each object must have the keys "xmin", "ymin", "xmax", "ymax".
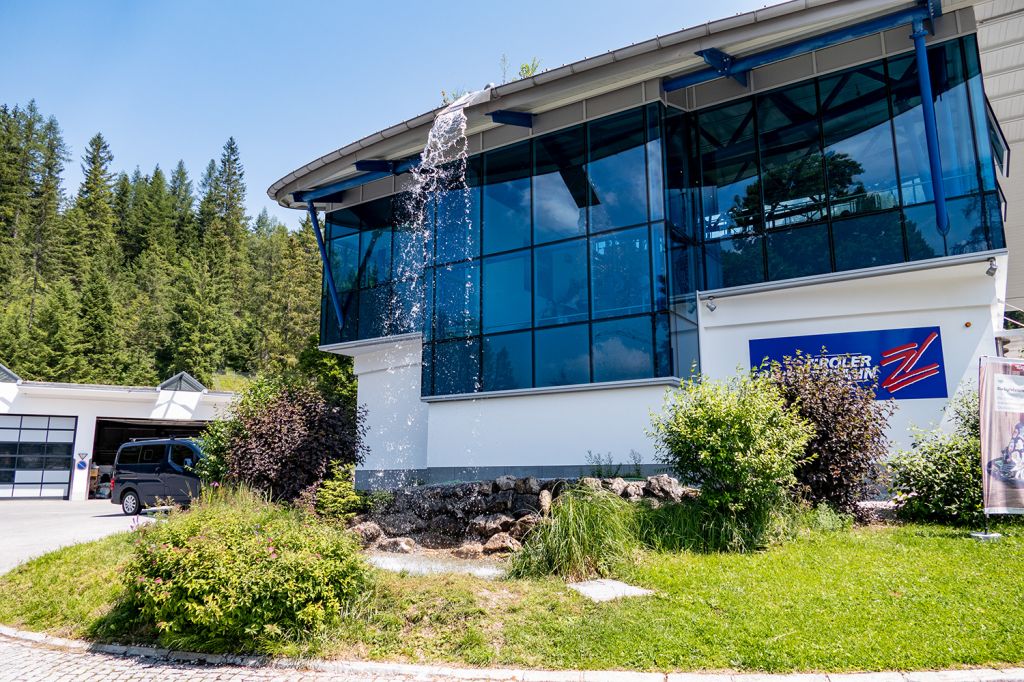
[{"xmin": 352, "ymin": 473, "xmax": 695, "ymax": 557}]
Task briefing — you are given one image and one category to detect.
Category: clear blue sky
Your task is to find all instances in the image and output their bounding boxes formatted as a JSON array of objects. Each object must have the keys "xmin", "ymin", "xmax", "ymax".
[{"xmin": 0, "ymin": 0, "xmax": 772, "ymax": 228}]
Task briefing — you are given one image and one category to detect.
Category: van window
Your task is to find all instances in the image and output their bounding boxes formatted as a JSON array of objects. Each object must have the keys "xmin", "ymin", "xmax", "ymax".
[
  {"xmin": 118, "ymin": 447, "xmax": 140, "ymax": 465},
  {"xmin": 169, "ymin": 444, "xmax": 196, "ymax": 470},
  {"xmin": 139, "ymin": 445, "xmax": 164, "ymax": 464}
]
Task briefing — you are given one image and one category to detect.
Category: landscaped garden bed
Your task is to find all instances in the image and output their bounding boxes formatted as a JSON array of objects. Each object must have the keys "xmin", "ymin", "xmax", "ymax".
[{"xmin": 0, "ymin": 509, "xmax": 1021, "ymax": 672}]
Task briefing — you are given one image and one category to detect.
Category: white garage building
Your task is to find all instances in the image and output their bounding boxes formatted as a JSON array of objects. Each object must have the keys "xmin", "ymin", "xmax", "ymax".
[{"xmin": 0, "ymin": 365, "xmax": 233, "ymax": 501}]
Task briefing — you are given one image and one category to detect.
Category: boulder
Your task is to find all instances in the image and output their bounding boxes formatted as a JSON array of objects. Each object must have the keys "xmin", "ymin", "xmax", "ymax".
[
  {"xmin": 580, "ymin": 477, "xmax": 603, "ymax": 491},
  {"xmin": 539, "ymin": 489, "xmax": 553, "ymax": 516},
  {"xmin": 350, "ymin": 520, "xmax": 383, "ymax": 545},
  {"xmin": 511, "ymin": 493, "xmax": 540, "ymax": 515},
  {"xmin": 514, "ymin": 476, "xmax": 541, "ymax": 495},
  {"xmin": 645, "ymin": 474, "xmax": 685, "ymax": 502},
  {"xmin": 494, "ymin": 475, "xmax": 517, "ymax": 492},
  {"xmin": 375, "ymin": 512, "xmax": 424, "ymax": 536},
  {"xmin": 483, "ymin": 532, "xmax": 521, "ymax": 554},
  {"xmin": 483, "ymin": 490, "xmax": 515, "ymax": 513},
  {"xmin": 427, "ymin": 515, "xmax": 467, "ymax": 540},
  {"xmin": 621, "ymin": 481, "xmax": 645, "ymax": 501},
  {"xmin": 511, "ymin": 513, "xmax": 541, "ymax": 540},
  {"xmin": 377, "ymin": 536, "xmax": 416, "ymax": 554},
  {"xmin": 607, "ymin": 477, "xmax": 628, "ymax": 496},
  {"xmin": 468, "ymin": 513, "xmax": 515, "ymax": 538},
  {"xmin": 452, "ymin": 542, "xmax": 484, "ymax": 559}
]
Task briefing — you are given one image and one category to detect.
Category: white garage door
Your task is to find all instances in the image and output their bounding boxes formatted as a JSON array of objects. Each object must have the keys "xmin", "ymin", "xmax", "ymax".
[{"xmin": 0, "ymin": 415, "xmax": 77, "ymax": 499}]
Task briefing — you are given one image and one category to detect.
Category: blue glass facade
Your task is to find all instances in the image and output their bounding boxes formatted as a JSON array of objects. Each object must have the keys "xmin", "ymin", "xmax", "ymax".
[{"xmin": 320, "ymin": 35, "xmax": 1003, "ymax": 398}]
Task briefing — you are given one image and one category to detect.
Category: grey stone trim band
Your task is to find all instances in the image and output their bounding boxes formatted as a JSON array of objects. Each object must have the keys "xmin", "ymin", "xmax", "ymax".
[{"xmin": 355, "ymin": 464, "xmax": 670, "ymax": 490}]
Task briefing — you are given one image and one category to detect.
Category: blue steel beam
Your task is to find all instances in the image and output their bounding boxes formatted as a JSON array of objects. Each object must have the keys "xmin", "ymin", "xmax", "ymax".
[
  {"xmin": 696, "ymin": 48, "xmax": 748, "ymax": 86},
  {"xmin": 663, "ymin": 5, "xmax": 932, "ymax": 92},
  {"xmin": 911, "ymin": 17, "xmax": 949, "ymax": 239},
  {"xmin": 306, "ymin": 202, "xmax": 346, "ymax": 335},
  {"xmin": 487, "ymin": 110, "xmax": 534, "ymax": 128},
  {"xmin": 294, "ymin": 156, "xmax": 422, "ymax": 204},
  {"xmin": 354, "ymin": 159, "xmax": 397, "ymax": 173}
]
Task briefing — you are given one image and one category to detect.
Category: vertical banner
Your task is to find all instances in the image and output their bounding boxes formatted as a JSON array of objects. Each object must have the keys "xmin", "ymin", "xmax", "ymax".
[{"xmin": 979, "ymin": 356, "xmax": 1024, "ymax": 515}]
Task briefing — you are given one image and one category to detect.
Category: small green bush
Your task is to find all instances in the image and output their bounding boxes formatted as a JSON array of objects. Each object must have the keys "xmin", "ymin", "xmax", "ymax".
[
  {"xmin": 508, "ymin": 487, "xmax": 639, "ymax": 580},
  {"xmin": 889, "ymin": 390, "xmax": 983, "ymax": 526},
  {"xmin": 313, "ymin": 463, "xmax": 362, "ymax": 522},
  {"xmin": 120, "ymin": 486, "xmax": 372, "ymax": 653},
  {"xmin": 650, "ymin": 373, "xmax": 815, "ymax": 516}
]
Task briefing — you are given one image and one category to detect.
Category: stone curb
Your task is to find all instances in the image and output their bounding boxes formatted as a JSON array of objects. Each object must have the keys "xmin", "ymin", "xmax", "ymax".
[{"xmin": 1, "ymin": 624, "xmax": 1023, "ymax": 682}]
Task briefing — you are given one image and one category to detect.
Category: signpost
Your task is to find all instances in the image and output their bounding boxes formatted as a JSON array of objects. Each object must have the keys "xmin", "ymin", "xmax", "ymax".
[{"xmin": 978, "ymin": 356, "xmax": 1024, "ymax": 540}]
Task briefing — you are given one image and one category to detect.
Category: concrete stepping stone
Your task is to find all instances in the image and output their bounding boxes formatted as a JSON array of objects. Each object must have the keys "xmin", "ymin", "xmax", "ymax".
[{"xmin": 567, "ymin": 578, "xmax": 653, "ymax": 602}]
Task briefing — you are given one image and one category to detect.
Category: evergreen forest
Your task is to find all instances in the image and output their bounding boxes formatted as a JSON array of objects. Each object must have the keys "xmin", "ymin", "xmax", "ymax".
[{"xmin": 0, "ymin": 100, "xmax": 328, "ymax": 389}]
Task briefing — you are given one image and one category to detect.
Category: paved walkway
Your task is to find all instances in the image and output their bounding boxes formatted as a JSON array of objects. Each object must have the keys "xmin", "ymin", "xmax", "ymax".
[
  {"xmin": 1, "ymin": 627, "xmax": 1023, "ymax": 682},
  {"xmin": 0, "ymin": 499, "xmax": 150, "ymax": 575}
]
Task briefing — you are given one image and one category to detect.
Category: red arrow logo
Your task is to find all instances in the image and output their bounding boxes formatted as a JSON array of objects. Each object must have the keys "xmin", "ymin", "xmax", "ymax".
[{"xmin": 880, "ymin": 331, "xmax": 941, "ymax": 393}]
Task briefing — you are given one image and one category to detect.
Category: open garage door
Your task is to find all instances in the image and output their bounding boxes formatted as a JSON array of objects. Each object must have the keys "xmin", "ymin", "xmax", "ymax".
[{"xmin": 92, "ymin": 418, "xmax": 208, "ymax": 467}]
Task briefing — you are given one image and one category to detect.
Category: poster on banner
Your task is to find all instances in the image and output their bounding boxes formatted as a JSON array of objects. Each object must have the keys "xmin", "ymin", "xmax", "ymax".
[{"xmin": 979, "ymin": 356, "xmax": 1024, "ymax": 515}]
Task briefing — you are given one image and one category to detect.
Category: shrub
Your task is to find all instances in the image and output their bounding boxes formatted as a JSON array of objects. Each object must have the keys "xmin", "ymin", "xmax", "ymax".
[
  {"xmin": 507, "ymin": 487, "xmax": 639, "ymax": 580},
  {"xmin": 120, "ymin": 486, "xmax": 372, "ymax": 653},
  {"xmin": 767, "ymin": 353, "xmax": 895, "ymax": 516},
  {"xmin": 650, "ymin": 372, "xmax": 815, "ymax": 517},
  {"xmin": 889, "ymin": 390, "xmax": 983, "ymax": 526},
  {"xmin": 201, "ymin": 374, "xmax": 367, "ymax": 502},
  {"xmin": 312, "ymin": 463, "xmax": 362, "ymax": 522},
  {"xmin": 634, "ymin": 498, "xmax": 793, "ymax": 553}
]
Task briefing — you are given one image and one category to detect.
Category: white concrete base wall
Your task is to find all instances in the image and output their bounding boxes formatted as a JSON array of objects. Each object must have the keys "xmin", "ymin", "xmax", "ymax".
[
  {"xmin": 0, "ymin": 385, "xmax": 233, "ymax": 501},
  {"xmin": 425, "ymin": 383, "xmax": 673, "ymax": 472},
  {"xmin": 350, "ymin": 338, "xmax": 429, "ymax": 483},
  {"xmin": 698, "ymin": 256, "xmax": 1007, "ymax": 452}
]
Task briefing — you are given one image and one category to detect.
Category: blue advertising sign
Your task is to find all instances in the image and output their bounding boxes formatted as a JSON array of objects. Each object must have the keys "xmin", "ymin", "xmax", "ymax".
[{"xmin": 749, "ymin": 326, "xmax": 948, "ymax": 401}]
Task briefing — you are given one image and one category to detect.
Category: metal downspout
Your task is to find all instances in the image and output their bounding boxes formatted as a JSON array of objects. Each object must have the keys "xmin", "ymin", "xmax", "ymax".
[
  {"xmin": 911, "ymin": 18, "xmax": 950, "ymax": 244},
  {"xmin": 306, "ymin": 202, "xmax": 345, "ymax": 334}
]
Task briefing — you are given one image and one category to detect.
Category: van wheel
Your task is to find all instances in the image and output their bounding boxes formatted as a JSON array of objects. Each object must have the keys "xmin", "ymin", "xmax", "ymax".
[{"xmin": 121, "ymin": 490, "xmax": 140, "ymax": 516}]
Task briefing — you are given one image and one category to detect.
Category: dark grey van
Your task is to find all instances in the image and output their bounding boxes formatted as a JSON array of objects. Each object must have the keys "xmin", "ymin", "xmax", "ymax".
[{"xmin": 111, "ymin": 438, "xmax": 203, "ymax": 515}]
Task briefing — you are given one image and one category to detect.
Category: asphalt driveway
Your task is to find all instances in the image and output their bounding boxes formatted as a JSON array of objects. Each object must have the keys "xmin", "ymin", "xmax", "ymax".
[{"xmin": 0, "ymin": 500, "xmax": 149, "ymax": 574}]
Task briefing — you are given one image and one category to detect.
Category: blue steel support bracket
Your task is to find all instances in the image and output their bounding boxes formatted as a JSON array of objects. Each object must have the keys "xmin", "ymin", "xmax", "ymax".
[
  {"xmin": 487, "ymin": 110, "xmax": 534, "ymax": 128},
  {"xmin": 306, "ymin": 202, "xmax": 346, "ymax": 334},
  {"xmin": 354, "ymin": 159, "xmax": 398, "ymax": 174},
  {"xmin": 911, "ymin": 17, "xmax": 949, "ymax": 238},
  {"xmin": 696, "ymin": 48, "xmax": 748, "ymax": 87}
]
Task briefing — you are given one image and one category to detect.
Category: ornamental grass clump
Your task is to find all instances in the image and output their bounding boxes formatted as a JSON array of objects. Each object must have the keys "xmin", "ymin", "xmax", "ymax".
[
  {"xmin": 507, "ymin": 487, "xmax": 640, "ymax": 580},
  {"xmin": 649, "ymin": 372, "xmax": 815, "ymax": 550},
  {"xmin": 119, "ymin": 485, "xmax": 372, "ymax": 654}
]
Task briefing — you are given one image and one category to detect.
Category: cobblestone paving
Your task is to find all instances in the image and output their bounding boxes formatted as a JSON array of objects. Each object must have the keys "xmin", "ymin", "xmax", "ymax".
[{"xmin": 0, "ymin": 634, "xmax": 500, "ymax": 682}]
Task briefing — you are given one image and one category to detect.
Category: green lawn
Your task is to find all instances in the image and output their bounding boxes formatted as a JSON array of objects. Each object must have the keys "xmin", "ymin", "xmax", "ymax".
[{"xmin": 1, "ymin": 524, "xmax": 1022, "ymax": 672}]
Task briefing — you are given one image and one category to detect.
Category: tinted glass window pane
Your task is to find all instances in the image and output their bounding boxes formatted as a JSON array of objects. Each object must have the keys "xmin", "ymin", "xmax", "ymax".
[
  {"xmin": 651, "ymin": 222, "xmax": 668, "ymax": 310},
  {"xmin": 671, "ymin": 309, "xmax": 700, "ymax": 378},
  {"xmin": 820, "ymin": 64, "xmax": 900, "ymax": 218},
  {"xmin": 483, "ymin": 251, "xmax": 531, "ymax": 333},
  {"xmin": 592, "ymin": 316, "xmax": 653, "ymax": 383},
  {"xmin": 647, "ymin": 103, "xmax": 665, "ymax": 222},
  {"xmin": 18, "ymin": 455, "xmax": 44, "ymax": 470},
  {"xmin": 331, "ymin": 289, "xmax": 360, "ymax": 343},
  {"xmin": 588, "ymin": 109, "xmax": 648, "ymax": 231},
  {"xmin": 987, "ymin": 191, "xmax": 1005, "ymax": 249},
  {"xmin": 698, "ymin": 100, "xmax": 760, "ymax": 238},
  {"xmin": 535, "ymin": 324, "xmax": 590, "ymax": 387},
  {"xmin": 534, "ymin": 239, "xmax": 588, "ymax": 326},
  {"xmin": 947, "ymin": 195, "xmax": 989, "ymax": 256},
  {"xmin": 704, "ymin": 236, "xmax": 764, "ymax": 289},
  {"xmin": 360, "ymin": 229, "xmax": 392, "ymax": 287},
  {"xmin": 765, "ymin": 223, "xmax": 831, "ymax": 281},
  {"xmin": 758, "ymin": 83, "xmax": 826, "ymax": 228},
  {"xmin": 46, "ymin": 443, "xmax": 72, "ymax": 456},
  {"xmin": 358, "ymin": 285, "xmax": 391, "ymax": 339},
  {"xmin": 903, "ymin": 202, "xmax": 943, "ymax": 260},
  {"xmin": 421, "ymin": 343, "xmax": 434, "ymax": 396},
  {"xmin": 434, "ymin": 262, "xmax": 479, "ymax": 339},
  {"xmin": 392, "ymin": 222, "xmax": 428, "ymax": 282},
  {"xmin": 326, "ymin": 208, "xmax": 360, "ymax": 239},
  {"xmin": 435, "ymin": 180, "xmax": 480, "ymax": 264},
  {"xmin": 44, "ymin": 457, "xmax": 72, "ymax": 471},
  {"xmin": 931, "ymin": 41, "xmax": 979, "ymax": 198},
  {"xmin": 434, "ymin": 339, "xmax": 479, "ymax": 395},
  {"xmin": 964, "ymin": 35, "xmax": 997, "ymax": 192},
  {"xmin": 655, "ymin": 312, "xmax": 673, "ymax": 377},
  {"xmin": 591, "ymin": 226, "xmax": 652, "ymax": 319},
  {"xmin": 890, "ymin": 54, "xmax": 934, "ymax": 206},
  {"xmin": 834, "ymin": 211, "xmax": 905, "ymax": 271},
  {"xmin": 118, "ymin": 447, "xmax": 139, "ymax": 465},
  {"xmin": 329, "ymin": 234, "xmax": 360, "ymax": 292},
  {"xmin": 534, "ymin": 126, "xmax": 587, "ymax": 243},
  {"xmin": 483, "ymin": 332, "xmax": 532, "ymax": 391},
  {"xmin": 393, "ymin": 278, "xmax": 427, "ymax": 335},
  {"xmin": 665, "ymin": 109, "xmax": 701, "ymax": 245},
  {"xmin": 483, "ymin": 142, "xmax": 531, "ymax": 255}
]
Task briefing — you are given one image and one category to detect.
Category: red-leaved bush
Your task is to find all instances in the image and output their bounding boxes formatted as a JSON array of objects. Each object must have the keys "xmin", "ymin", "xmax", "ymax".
[
  {"xmin": 767, "ymin": 353, "xmax": 895, "ymax": 516},
  {"xmin": 227, "ymin": 383, "xmax": 367, "ymax": 502}
]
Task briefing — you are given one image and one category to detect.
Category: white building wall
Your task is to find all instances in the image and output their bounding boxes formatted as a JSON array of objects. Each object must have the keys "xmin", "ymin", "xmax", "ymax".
[
  {"xmin": 349, "ymin": 337, "xmax": 429, "ymax": 485},
  {"xmin": 697, "ymin": 256, "xmax": 1007, "ymax": 451},
  {"xmin": 424, "ymin": 381, "xmax": 675, "ymax": 478},
  {"xmin": 0, "ymin": 384, "xmax": 233, "ymax": 501}
]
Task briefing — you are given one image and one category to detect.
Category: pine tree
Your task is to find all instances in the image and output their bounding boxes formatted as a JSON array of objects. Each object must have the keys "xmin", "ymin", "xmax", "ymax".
[
  {"xmin": 169, "ymin": 160, "xmax": 198, "ymax": 254},
  {"xmin": 23, "ymin": 280, "xmax": 87, "ymax": 382},
  {"xmin": 68, "ymin": 133, "xmax": 120, "ymax": 276},
  {"xmin": 143, "ymin": 165, "xmax": 175, "ymax": 256},
  {"xmin": 167, "ymin": 258, "xmax": 222, "ymax": 386},
  {"xmin": 78, "ymin": 263, "xmax": 126, "ymax": 383}
]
